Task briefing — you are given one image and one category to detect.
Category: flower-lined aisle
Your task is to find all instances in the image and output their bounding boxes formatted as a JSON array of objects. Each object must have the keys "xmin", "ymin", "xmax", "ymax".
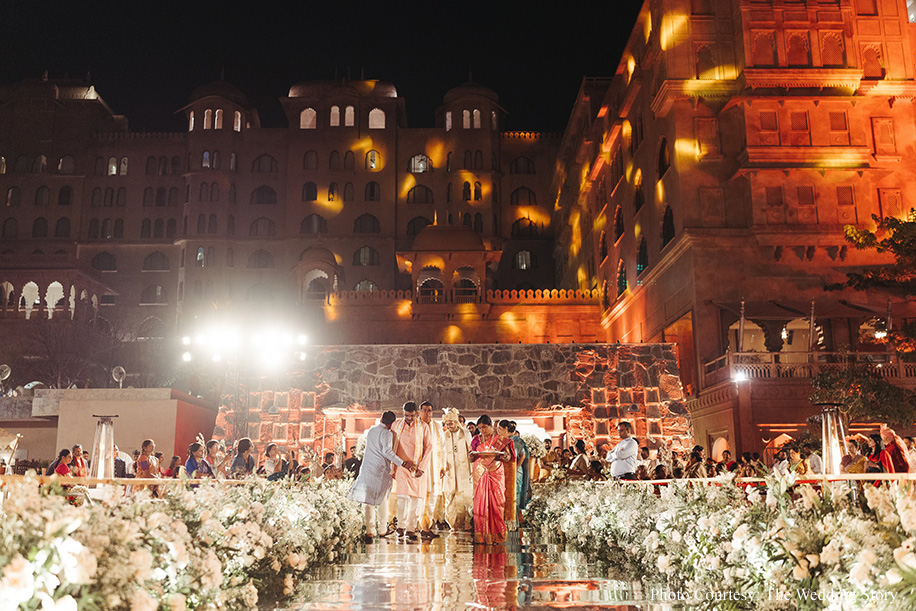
[
  {"xmin": 0, "ymin": 477, "xmax": 363, "ymax": 610},
  {"xmin": 525, "ymin": 475, "xmax": 916, "ymax": 610}
]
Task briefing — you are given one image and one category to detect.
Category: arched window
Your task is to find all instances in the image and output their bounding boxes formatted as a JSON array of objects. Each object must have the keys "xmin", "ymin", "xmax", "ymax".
[
  {"xmin": 300, "ymin": 107, "xmax": 317, "ymax": 129},
  {"xmin": 32, "ymin": 217, "xmax": 48, "ymax": 238},
  {"xmin": 637, "ymin": 238, "xmax": 648, "ymax": 275},
  {"xmin": 616, "ymin": 261, "xmax": 627, "ymax": 296},
  {"xmin": 32, "ymin": 155, "xmax": 47, "ymax": 174},
  {"xmin": 462, "ymin": 110, "xmax": 471, "ymax": 129},
  {"xmin": 199, "ymin": 183, "xmax": 209, "ymax": 202},
  {"xmin": 661, "ymin": 206, "xmax": 675, "ymax": 247},
  {"xmin": 302, "ymin": 182, "xmax": 318, "ymax": 201},
  {"xmin": 473, "ymin": 213, "xmax": 483, "ymax": 232},
  {"xmin": 510, "ymin": 187, "xmax": 536, "ymax": 206},
  {"xmin": 114, "ymin": 218, "xmax": 124, "ymax": 238},
  {"xmin": 329, "ymin": 151, "xmax": 340, "ymax": 170},
  {"xmin": 228, "ymin": 153, "xmax": 237, "ymax": 172},
  {"xmin": 206, "ymin": 247, "xmax": 215, "ymax": 267},
  {"xmin": 57, "ymin": 186, "xmax": 72, "ymax": 206},
  {"xmin": 463, "ymin": 150, "xmax": 472, "ymax": 169},
  {"xmin": 196, "ymin": 247, "xmax": 205, "ymax": 267},
  {"xmin": 5, "ymin": 187, "xmax": 21, "ymax": 207},
  {"xmin": 141, "ymin": 188, "xmax": 152, "ymax": 207},
  {"xmin": 145, "ymin": 156, "xmax": 156, "ymax": 176},
  {"xmin": 251, "ymin": 185, "xmax": 277, "ymax": 205},
  {"xmin": 249, "ymin": 217, "xmax": 277, "ymax": 237},
  {"xmin": 212, "ymin": 151, "xmax": 220, "ymax": 170},
  {"xmin": 204, "ymin": 109, "xmax": 213, "ymax": 130},
  {"xmin": 143, "ymin": 251, "xmax": 170, "ymax": 271},
  {"xmin": 862, "ymin": 46, "xmax": 885, "ymax": 79},
  {"xmin": 418, "ymin": 277, "xmax": 445, "ymax": 303},
  {"xmin": 171, "ymin": 156, "xmax": 182, "ymax": 174},
  {"xmin": 188, "ymin": 110, "xmax": 195, "ymax": 131},
  {"xmin": 462, "ymin": 181, "xmax": 471, "ymax": 201},
  {"xmin": 330, "ymin": 105, "xmax": 340, "ymax": 126},
  {"xmin": 445, "ymin": 111, "xmax": 453, "ymax": 131},
  {"xmin": 139, "ymin": 219, "xmax": 150, "ymax": 239},
  {"xmin": 140, "ymin": 285, "xmax": 167, "ymax": 304},
  {"xmin": 214, "ymin": 108, "xmax": 223, "ymax": 129},
  {"xmin": 1, "ymin": 218, "xmax": 17, "ymax": 238},
  {"xmin": 231, "ymin": 111, "xmax": 241, "ymax": 132},
  {"xmin": 599, "ymin": 232, "xmax": 608, "ymax": 260},
  {"xmin": 328, "ymin": 182, "xmax": 338, "ymax": 201},
  {"xmin": 106, "ymin": 156, "xmax": 117, "ymax": 176},
  {"xmin": 354, "ymin": 213, "xmax": 381, "ymax": 233},
  {"xmin": 696, "ymin": 45, "xmax": 716, "ymax": 78},
  {"xmin": 353, "ymin": 246, "xmax": 380, "ymax": 266},
  {"xmin": 491, "ymin": 110, "xmax": 498, "ymax": 130},
  {"xmin": 343, "ymin": 182, "xmax": 354, "ymax": 201},
  {"xmin": 614, "ymin": 207, "xmax": 624, "ymax": 241},
  {"xmin": 511, "ymin": 218, "xmax": 538, "ymax": 238},
  {"xmin": 247, "ymin": 249, "xmax": 274, "ymax": 268},
  {"xmin": 89, "ymin": 188, "xmax": 101, "ymax": 207},
  {"xmin": 300, "ymin": 214, "xmax": 327, "ymax": 234},
  {"xmin": 752, "ymin": 32, "xmax": 777, "ymax": 67},
  {"xmin": 407, "ymin": 216, "xmax": 432, "ymax": 236},
  {"xmin": 474, "ymin": 181, "xmax": 482, "ymax": 201},
  {"xmin": 91, "ymin": 251, "xmax": 116, "ymax": 271},
  {"xmin": 229, "ymin": 184, "xmax": 237, "ymax": 203},
  {"xmin": 786, "ymin": 33, "xmax": 810, "ymax": 67},
  {"xmin": 366, "ymin": 150, "xmax": 380, "ymax": 170},
  {"xmin": 354, "ymin": 279, "xmax": 378, "ymax": 292},
  {"xmin": 226, "ymin": 215, "xmax": 235, "ymax": 236},
  {"xmin": 509, "ymin": 156, "xmax": 535, "ymax": 174},
  {"xmin": 153, "ymin": 219, "xmax": 164, "ymax": 238},
  {"xmin": 167, "ymin": 188, "xmax": 178, "ymax": 207},
  {"xmin": 208, "ymin": 214, "xmax": 218, "ymax": 234},
  {"xmin": 515, "ymin": 250, "xmax": 533, "ymax": 270},
  {"xmin": 54, "ymin": 217, "xmax": 70, "ymax": 238},
  {"xmin": 196, "ymin": 214, "xmax": 206, "ymax": 234},
  {"xmin": 303, "ymin": 150, "xmax": 319, "ymax": 170},
  {"xmin": 368, "ymin": 108, "xmax": 385, "ymax": 129},
  {"xmin": 344, "ymin": 151, "xmax": 355, "ymax": 169},
  {"xmin": 210, "ymin": 183, "xmax": 219, "ymax": 202},
  {"xmin": 474, "ymin": 150, "xmax": 483, "ymax": 170},
  {"xmin": 345, "ymin": 105, "xmax": 355, "ymax": 126},
  {"xmin": 365, "ymin": 182, "xmax": 381, "ymax": 201},
  {"xmin": 34, "ymin": 186, "xmax": 49, "ymax": 206},
  {"xmin": 408, "ymin": 154, "xmax": 432, "ymax": 173},
  {"xmin": 658, "ymin": 138, "xmax": 671, "ymax": 177},
  {"xmin": 166, "ymin": 218, "xmax": 177, "ymax": 238},
  {"xmin": 103, "ymin": 188, "xmax": 114, "ymax": 207},
  {"xmin": 251, "ymin": 154, "xmax": 278, "ymax": 172},
  {"xmin": 821, "ymin": 33, "xmax": 846, "ymax": 67},
  {"xmin": 407, "ymin": 185, "xmax": 433, "ymax": 204},
  {"xmin": 473, "ymin": 109, "xmax": 481, "ymax": 129},
  {"xmin": 57, "ymin": 156, "xmax": 75, "ymax": 174}
]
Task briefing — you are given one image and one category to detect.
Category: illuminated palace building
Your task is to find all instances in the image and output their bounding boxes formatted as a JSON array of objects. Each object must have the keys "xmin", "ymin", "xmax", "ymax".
[
  {"xmin": 553, "ymin": 0, "xmax": 916, "ymax": 455},
  {"xmin": 0, "ymin": 78, "xmax": 603, "ymax": 347},
  {"xmin": 5, "ymin": 0, "xmax": 916, "ymax": 455}
]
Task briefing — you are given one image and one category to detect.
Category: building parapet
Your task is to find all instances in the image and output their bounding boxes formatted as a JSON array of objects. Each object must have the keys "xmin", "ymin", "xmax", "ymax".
[
  {"xmin": 502, "ymin": 131, "xmax": 560, "ymax": 140},
  {"xmin": 94, "ymin": 132, "xmax": 186, "ymax": 142},
  {"xmin": 330, "ymin": 290, "xmax": 413, "ymax": 304},
  {"xmin": 486, "ymin": 288, "xmax": 599, "ymax": 304}
]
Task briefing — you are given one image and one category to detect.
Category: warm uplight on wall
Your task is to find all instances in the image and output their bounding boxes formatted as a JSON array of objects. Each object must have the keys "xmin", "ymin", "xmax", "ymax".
[
  {"xmin": 397, "ymin": 300, "xmax": 412, "ymax": 319},
  {"xmin": 656, "ymin": 180, "xmax": 665, "ymax": 203},
  {"xmin": 660, "ymin": 13, "xmax": 688, "ymax": 51},
  {"xmin": 444, "ymin": 325, "xmax": 464, "ymax": 344},
  {"xmin": 627, "ymin": 56, "xmax": 636, "ymax": 83},
  {"xmin": 675, "ymin": 138, "xmax": 699, "ymax": 161}
]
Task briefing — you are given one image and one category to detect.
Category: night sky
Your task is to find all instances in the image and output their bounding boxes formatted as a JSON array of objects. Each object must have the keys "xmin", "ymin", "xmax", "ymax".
[{"xmin": 0, "ymin": 1, "xmax": 642, "ymax": 134}]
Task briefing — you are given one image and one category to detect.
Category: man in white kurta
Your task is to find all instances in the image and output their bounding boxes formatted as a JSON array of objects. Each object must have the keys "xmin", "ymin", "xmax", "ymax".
[
  {"xmin": 419, "ymin": 401, "xmax": 444, "ymax": 537},
  {"xmin": 440, "ymin": 408, "xmax": 473, "ymax": 530},
  {"xmin": 348, "ymin": 411, "xmax": 416, "ymax": 540},
  {"xmin": 392, "ymin": 402, "xmax": 432, "ymax": 540}
]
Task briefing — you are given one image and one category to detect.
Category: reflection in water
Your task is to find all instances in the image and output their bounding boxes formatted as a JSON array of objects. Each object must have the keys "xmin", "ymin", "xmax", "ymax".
[{"xmin": 277, "ymin": 531, "xmax": 661, "ymax": 610}]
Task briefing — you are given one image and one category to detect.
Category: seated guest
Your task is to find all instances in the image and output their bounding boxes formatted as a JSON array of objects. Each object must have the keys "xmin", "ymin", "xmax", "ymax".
[
  {"xmin": 588, "ymin": 459, "xmax": 607, "ymax": 481},
  {"xmin": 113, "ymin": 445, "xmax": 127, "ymax": 478},
  {"xmin": 652, "ymin": 464, "xmax": 668, "ymax": 480},
  {"xmin": 634, "ymin": 464, "xmax": 649, "ymax": 480},
  {"xmin": 568, "ymin": 440, "xmax": 591, "ymax": 479},
  {"xmin": 164, "ymin": 455, "xmax": 182, "ymax": 478},
  {"xmin": 684, "ymin": 451, "xmax": 708, "ymax": 478},
  {"xmin": 260, "ymin": 443, "xmax": 287, "ymax": 481},
  {"xmin": 230, "ymin": 438, "xmax": 256, "ymax": 478},
  {"xmin": 54, "ymin": 448, "xmax": 72, "ymax": 477},
  {"xmin": 185, "ymin": 442, "xmax": 209, "ymax": 478}
]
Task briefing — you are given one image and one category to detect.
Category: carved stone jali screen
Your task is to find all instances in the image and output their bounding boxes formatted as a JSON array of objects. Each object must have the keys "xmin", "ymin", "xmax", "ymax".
[{"xmin": 213, "ymin": 343, "xmax": 694, "ymax": 455}]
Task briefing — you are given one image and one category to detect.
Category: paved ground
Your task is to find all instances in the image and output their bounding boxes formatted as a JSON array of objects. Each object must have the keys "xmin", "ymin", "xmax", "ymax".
[{"xmin": 276, "ymin": 530, "xmax": 651, "ymax": 610}]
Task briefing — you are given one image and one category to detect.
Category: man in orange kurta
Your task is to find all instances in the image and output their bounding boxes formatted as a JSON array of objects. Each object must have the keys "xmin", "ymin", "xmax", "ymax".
[{"xmin": 392, "ymin": 402, "xmax": 432, "ymax": 540}]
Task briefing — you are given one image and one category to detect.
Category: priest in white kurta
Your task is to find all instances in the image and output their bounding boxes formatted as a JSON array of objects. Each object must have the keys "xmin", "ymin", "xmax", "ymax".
[
  {"xmin": 440, "ymin": 408, "xmax": 473, "ymax": 530},
  {"xmin": 419, "ymin": 401, "xmax": 444, "ymax": 536},
  {"xmin": 348, "ymin": 411, "xmax": 416, "ymax": 539}
]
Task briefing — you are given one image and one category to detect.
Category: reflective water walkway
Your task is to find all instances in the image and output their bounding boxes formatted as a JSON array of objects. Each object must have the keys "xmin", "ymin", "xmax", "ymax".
[{"xmin": 276, "ymin": 531, "xmax": 656, "ymax": 610}]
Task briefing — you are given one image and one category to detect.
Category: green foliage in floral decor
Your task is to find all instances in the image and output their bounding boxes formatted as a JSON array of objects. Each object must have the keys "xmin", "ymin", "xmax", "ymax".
[
  {"xmin": 526, "ymin": 476, "xmax": 916, "ymax": 610},
  {"xmin": 0, "ymin": 476, "xmax": 364, "ymax": 610}
]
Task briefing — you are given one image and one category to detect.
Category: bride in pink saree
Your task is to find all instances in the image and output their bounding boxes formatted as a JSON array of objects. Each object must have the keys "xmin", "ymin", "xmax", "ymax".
[{"xmin": 470, "ymin": 415, "xmax": 516, "ymax": 545}]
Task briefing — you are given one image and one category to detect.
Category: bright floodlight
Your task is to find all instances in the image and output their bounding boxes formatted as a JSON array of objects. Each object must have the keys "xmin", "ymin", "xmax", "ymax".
[
  {"xmin": 212, "ymin": 354, "xmax": 222, "ymax": 362},
  {"xmin": 297, "ymin": 334, "xmax": 308, "ymax": 346},
  {"xmin": 181, "ymin": 336, "xmax": 191, "ymax": 346},
  {"xmin": 181, "ymin": 352, "xmax": 193, "ymax": 362},
  {"xmin": 733, "ymin": 370, "xmax": 748, "ymax": 383}
]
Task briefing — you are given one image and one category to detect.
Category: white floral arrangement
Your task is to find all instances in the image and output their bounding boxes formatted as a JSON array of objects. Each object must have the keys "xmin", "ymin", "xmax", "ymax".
[
  {"xmin": 521, "ymin": 433, "xmax": 547, "ymax": 459},
  {"xmin": 0, "ymin": 475, "xmax": 364, "ymax": 610},
  {"xmin": 525, "ymin": 474, "xmax": 916, "ymax": 610}
]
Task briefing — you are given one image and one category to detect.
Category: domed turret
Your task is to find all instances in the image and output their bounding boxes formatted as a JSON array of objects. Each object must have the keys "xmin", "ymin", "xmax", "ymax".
[
  {"xmin": 443, "ymin": 82, "xmax": 499, "ymax": 105},
  {"xmin": 411, "ymin": 225, "xmax": 486, "ymax": 251},
  {"xmin": 287, "ymin": 79, "xmax": 398, "ymax": 100},
  {"xmin": 189, "ymin": 80, "xmax": 250, "ymax": 109}
]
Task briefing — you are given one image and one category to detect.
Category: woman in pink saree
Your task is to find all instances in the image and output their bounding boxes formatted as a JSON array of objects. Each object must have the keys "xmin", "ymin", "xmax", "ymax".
[{"xmin": 470, "ymin": 415, "xmax": 516, "ymax": 545}]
